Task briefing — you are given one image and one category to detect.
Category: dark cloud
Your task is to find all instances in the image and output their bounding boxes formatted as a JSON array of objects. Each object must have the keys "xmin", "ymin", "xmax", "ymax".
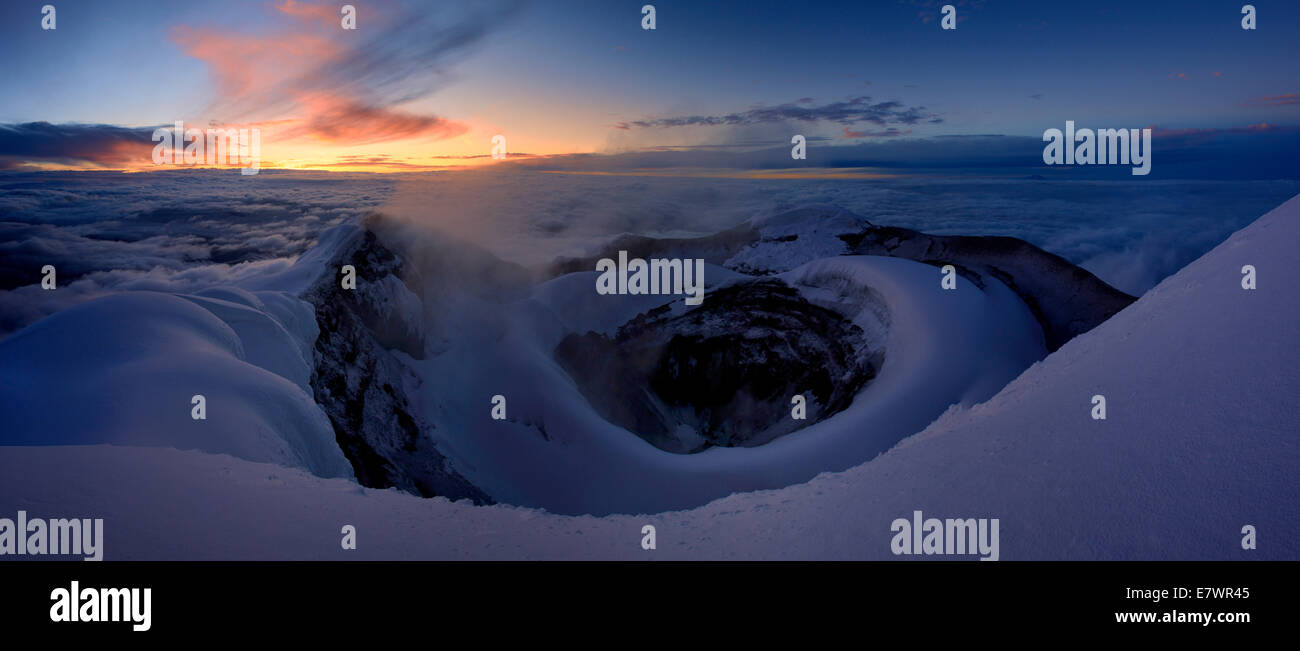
[
  {"xmin": 622, "ymin": 96, "xmax": 942, "ymax": 130},
  {"xmin": 842, "ymin": 126, "xmax": 911, "ymax": 139},
  {"xmin": 0, "ymin": 122, "xmax": 157, "ymax": 169}
]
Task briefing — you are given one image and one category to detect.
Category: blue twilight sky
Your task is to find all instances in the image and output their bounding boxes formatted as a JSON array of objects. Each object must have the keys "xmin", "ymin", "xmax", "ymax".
[{"xmin": 0, "ymin": 0, "xmax": 1297, "ymax": 172}]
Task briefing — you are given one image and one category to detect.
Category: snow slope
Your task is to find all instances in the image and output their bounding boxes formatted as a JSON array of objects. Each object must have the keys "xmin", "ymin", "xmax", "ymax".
[
  {"xmin": 405, "ymin": 253, "xmax": 1044, "ymax": 515},
  {"xmin": 1, "ymin": 194, "xmax": 1294, "ymax": 560},
  {"xmin": 0, "ymin": 290, "xmax": 352, "ymax": 478}
]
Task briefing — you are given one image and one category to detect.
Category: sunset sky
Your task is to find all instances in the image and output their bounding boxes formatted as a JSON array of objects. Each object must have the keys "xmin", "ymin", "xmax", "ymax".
[{"xmin": 1, "ymin": 0, "xmax": 1298, "ymax": 173}]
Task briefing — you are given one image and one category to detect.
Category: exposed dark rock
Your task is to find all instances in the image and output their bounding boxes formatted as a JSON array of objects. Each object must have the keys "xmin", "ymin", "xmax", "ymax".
[
  {"xmin": 303, "ymin": 220, "xmax": 491, "ymax": 504},
  {"xmin": 555, "ymin": 279, "xmax": 880, "ymax": 453},
  {"xmin": 840, "ymin": 225, "xmax": 1135, "ymax": 351}
]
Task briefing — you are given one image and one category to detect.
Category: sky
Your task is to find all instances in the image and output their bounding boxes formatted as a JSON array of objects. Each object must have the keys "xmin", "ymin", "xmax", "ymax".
[{"xmin": 0, "ymin": 0, "xmax": 1297, "ymax": 173}]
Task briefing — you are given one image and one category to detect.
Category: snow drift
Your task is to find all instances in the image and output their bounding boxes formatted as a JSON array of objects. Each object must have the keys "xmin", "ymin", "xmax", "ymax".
[{"xmin": 0, "ymin": 289, "xmax": 352, "ymax": 478}]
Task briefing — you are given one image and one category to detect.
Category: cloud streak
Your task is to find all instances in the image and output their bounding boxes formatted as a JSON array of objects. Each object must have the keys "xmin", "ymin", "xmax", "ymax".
[
  {"xmin": 1250, "ymin": 93, "xmax": 1300, "ymax": 106},
  {"xmin": 167, "ymin": 0, "xmax": 523, "ymax": 146},
  {"xmin": 621, "ymin": 96, "xmax": 943, "ymax": 130}
]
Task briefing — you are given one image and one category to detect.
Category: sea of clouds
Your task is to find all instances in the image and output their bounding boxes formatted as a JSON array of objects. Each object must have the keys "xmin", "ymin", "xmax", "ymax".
[
  {"xmin": 378, "ymin": 171, "xmax": 1299, "ymax": 295},
  {"xmin": 0, "ymin": 170, "xmax": 393, "ymax": 337},
  {"xmin": 1, "ymin": 168, "xmax": 1295, "ymax": 338}
]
